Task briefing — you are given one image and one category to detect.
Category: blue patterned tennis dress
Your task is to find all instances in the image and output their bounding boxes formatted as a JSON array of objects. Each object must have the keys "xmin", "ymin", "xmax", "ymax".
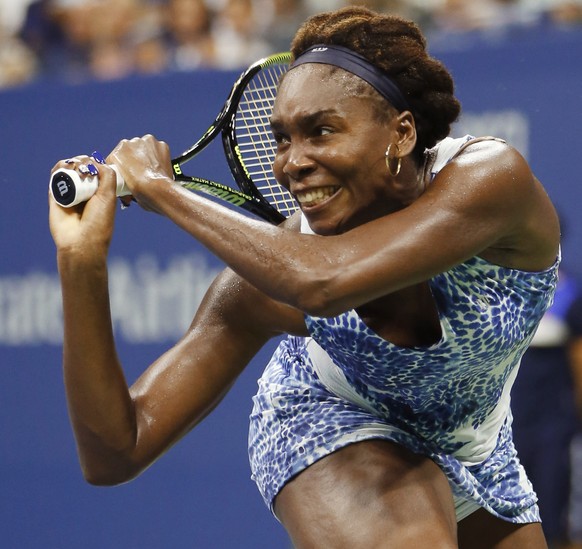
[{"xmin": 248, "ymin": 136, "xmax": 559, "ymax": 522}]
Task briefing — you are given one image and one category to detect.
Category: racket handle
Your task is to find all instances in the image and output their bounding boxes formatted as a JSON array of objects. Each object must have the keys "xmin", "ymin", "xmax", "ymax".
[{"xmin": 50, "ymin": 165, "xmax": 130, "ymax": 207}]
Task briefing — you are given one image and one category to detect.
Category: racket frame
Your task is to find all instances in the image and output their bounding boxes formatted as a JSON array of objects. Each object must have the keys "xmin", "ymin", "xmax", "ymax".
[{"xmin": 171, "ymin": 52, "xmax": 293, "ymax": 224}]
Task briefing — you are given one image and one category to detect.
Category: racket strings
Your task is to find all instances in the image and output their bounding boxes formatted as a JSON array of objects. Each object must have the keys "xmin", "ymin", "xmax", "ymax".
[{"xmin": 234, "ymin": 64, "xmax": 298, "ymax": 219}]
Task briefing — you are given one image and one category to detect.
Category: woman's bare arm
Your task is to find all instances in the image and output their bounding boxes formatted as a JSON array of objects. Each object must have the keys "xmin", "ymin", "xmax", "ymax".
[
  {"xmin": 50, "ymin": 162, "xmax": 304, "ymax": 485},
  {"xmin": 110, "ymin": 137, "xmax": 560, "ymax": 318},
  {"xmin": 62, "ymin": 262, "xmax": 301, "ymax": 485}
]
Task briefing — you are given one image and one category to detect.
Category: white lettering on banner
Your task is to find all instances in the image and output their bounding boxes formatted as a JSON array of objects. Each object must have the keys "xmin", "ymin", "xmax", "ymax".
[
  {"xmin": 0, "ymin": 253, "xmax": 220, "ymax": 347},
  {"xmin": 0, "ymin": 273, "xmax": 63, "ymax": 345},
  {"xmin": 108, "ymin": 254, "xmax": 220, "ymax": 343},
  {"xmin": 454, "ymin": 109, "xmax": 530, "ymax": 159}
]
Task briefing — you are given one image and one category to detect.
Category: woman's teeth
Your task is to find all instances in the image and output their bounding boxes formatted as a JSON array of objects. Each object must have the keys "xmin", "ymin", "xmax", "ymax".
[{"xmin": 296, "ymin": 186, "xmax": 337, "ymax": 206}]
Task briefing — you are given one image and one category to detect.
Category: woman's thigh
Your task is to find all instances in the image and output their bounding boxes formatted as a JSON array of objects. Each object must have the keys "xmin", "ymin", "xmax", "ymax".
[
  {"xmin": 274, "ymin": 439, "xmax": 457, "ymax": 549},
  {"xmin": 458, "ymin": 508, "xmax": 548, "ymax": 549}
]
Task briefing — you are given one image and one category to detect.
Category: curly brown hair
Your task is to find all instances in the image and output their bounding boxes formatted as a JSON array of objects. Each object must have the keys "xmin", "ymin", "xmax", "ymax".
[{"xmin": 290, "ymin": 6, "xmax": 461, "ymax": 161}]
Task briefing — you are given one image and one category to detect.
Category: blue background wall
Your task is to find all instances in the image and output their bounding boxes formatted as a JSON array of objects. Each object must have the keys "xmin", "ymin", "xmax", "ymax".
[{"xmin": 0, "ymin": 28, "xmax": 581, "ymax": 548}]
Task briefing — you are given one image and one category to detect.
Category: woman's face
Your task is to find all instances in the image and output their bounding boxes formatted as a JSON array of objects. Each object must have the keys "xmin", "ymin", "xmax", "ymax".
[{"xmin": 271, "ymin": 64, "xmax": 399, "ymax": 235}]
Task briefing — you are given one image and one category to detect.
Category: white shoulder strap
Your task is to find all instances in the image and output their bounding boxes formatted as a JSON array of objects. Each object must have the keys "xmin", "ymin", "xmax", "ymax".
[{"xmin": 429, "ymin": 135, "xmax": 505, "ymax": 178}]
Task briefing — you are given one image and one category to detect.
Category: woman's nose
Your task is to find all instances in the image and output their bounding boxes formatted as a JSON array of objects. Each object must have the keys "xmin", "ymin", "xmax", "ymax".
[{"xmin": 282, "ymin": 144, "xmax": 315, "ymax": 181}]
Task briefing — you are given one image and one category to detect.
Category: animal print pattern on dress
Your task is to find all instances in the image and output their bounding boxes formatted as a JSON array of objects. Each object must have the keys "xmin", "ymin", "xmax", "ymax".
[{"xmin": 306, "ymin": 255, "xmax": 557, "ymax": 455}]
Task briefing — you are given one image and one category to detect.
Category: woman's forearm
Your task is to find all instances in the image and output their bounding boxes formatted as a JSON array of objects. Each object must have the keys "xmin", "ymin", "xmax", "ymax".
[
  {"xmin": 58, "ymin": 251, "xmax": 138, "ymax": 483},
  {"xmin": 138, "ymin": 179, "xmax": 358, "ymax": 315}
]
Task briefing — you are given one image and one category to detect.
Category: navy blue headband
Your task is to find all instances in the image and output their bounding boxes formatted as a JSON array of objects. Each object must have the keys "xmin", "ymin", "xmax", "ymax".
[{"xmin": 289, "ymin": 44, "xmax": 410, "ymax": 113}]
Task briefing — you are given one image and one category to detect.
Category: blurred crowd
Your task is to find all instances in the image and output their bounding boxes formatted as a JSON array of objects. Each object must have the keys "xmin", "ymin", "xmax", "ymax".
[{"xmin": 0, "ymin": 0, "xmax": 581, "ymax": 89}]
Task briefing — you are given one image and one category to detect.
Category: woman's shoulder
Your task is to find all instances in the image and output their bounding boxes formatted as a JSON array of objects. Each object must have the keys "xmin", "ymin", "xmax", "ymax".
[
  {"xmin": 426, "ymin": 135, "xmax": 510, "ymax": 180},
  {"xmin": 425, "ymin": 135, "xmax": 559, "ymax": 271},
  {"xmin": 432, "ymin": 135, "xmax": 532, "ymax": 191}
]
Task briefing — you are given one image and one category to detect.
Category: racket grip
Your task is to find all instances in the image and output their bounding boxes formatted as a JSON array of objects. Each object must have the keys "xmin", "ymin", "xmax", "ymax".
[{"xmin": 50, "ymin": 165, "xmax": 130, "ymax": 207}]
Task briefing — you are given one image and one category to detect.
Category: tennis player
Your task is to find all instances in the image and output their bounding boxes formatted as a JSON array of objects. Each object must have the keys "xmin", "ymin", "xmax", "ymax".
[{"xmin": 49, "ymin": 6, "xmax": 558, "ymax": 548}]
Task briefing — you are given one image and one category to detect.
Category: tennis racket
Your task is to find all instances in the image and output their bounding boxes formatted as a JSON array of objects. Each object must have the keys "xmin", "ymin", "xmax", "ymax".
[{"xmin": 49, "ymin": 52, "xmax": 297, "ymax": 224}]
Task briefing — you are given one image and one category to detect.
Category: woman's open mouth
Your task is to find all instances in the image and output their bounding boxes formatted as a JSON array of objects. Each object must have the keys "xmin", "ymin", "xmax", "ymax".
[{"xmin": 295, "ymin": 186, "xmax": 340, "ymax": 208}]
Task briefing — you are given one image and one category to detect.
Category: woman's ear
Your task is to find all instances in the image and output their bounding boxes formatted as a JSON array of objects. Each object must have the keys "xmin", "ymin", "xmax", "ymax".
[
  {"xmin": 394, "ymin": 111, "xmax": 417, "ymax": 156},
  {"xmin": 384, "ymin": 111, "xmax": 423, "ymax": 206}
]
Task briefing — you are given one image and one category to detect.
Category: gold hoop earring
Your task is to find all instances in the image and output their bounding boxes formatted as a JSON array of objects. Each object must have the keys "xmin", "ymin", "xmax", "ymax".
[{"xmin": 385, "ymin": 144, "xmax": 402, "ymax": 177}]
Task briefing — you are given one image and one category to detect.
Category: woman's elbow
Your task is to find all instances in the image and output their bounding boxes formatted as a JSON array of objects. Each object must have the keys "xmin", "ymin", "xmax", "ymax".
[
  {"xmin": 293, "ymin": 274, "xmax": 348, "ymax": 318},
  {"xmin": 80, "ymin": 455, "xmax": 142, "ymax": 487}
]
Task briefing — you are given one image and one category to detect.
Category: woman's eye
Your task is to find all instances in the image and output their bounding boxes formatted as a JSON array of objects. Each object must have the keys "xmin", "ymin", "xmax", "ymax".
[
  {"xmin": 273, "ymin": 132, "xmax": 289, "ymax": 145},
  {"xmin": 317, "ymin": 127, "xmax": 333, "ymax": 136}
]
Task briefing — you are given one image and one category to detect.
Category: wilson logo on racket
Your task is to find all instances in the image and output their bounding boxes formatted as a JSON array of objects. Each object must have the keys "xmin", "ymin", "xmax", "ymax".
[
  {"xmin": 56, "ymin": 179, "xmax": 69, "ymax": 197},
  {"xmin": 182, "ymin": 180, "xmax": 249, "ymax": 207}
]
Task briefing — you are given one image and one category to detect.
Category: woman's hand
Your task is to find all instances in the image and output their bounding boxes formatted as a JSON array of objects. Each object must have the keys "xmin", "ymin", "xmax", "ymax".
[
  {"xmin": 107, "ymin": 134, "xmax": 174, "ymax": 214},
  {"xmin": 49, "ymin": 156, "xmax": 119, "ymax": 259}
]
